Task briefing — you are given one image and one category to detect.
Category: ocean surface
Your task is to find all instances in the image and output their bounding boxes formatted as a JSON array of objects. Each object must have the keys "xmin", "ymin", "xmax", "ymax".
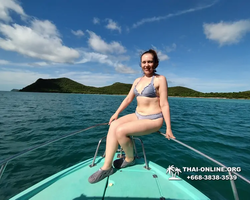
[{"xmin": 0, "ymin": 91, "xmax": 249, "ymax": 200}]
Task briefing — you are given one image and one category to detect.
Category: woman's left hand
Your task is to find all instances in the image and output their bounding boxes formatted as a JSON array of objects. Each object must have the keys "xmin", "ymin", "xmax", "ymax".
[{"xmin": 165, "ymin": 129, "xmax": 176, "ymax": 140}]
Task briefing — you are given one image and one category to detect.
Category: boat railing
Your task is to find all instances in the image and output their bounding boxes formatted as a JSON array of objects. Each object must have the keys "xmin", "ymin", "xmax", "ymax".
[
  {"xmin": 157, "ymin": 131, "xmax": 250, "ymax": 200},
  {"xmin": 0, "ymin": 123, "xmax": 249, "ymax": 200},
  {"xmin": 0, "ymin": 122, "xmax": 108, "ymax": 180}
]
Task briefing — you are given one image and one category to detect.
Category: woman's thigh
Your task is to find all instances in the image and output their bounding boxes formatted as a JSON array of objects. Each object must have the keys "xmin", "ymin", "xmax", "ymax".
[
  {"xmin": 109, "ymin": 113, "xmax": 138, "ymax": 131},
  {"xmin": 116, "ymin": 118, "xmax": 163, "ymax": 137}
]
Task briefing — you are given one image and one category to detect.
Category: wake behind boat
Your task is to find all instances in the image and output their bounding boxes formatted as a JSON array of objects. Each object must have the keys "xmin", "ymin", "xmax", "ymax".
[{"xmin": 1, "ymin": 123, "xmax": 249, "ymax": 199}]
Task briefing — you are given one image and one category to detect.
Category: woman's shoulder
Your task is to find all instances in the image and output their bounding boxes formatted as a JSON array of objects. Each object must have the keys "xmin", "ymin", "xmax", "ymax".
[{"xmin": 155, "ymin": 74, "xmax": 167, "ymax": 81}]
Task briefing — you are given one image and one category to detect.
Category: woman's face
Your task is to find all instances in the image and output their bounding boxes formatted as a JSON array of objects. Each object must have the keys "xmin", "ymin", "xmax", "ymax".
[{"xmin": 141, "ymin": 53, "xmax": 155, "ymax": 76}]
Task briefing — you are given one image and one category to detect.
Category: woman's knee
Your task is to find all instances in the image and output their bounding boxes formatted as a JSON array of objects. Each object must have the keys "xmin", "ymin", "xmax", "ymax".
[
  {"xmin": 108, "ymin": 121, "xmax": 122, "ymax": 138},
  {"xmin": 115, "ymin": 126, "xmax": 128, "ymax": 140},
  {"xmin": 108, "ymin": 120, "xmax": 119, "ymax": 133},
  {"xmin": 110, "ymin": 118, "xmax": 123, "ymax": 129}
]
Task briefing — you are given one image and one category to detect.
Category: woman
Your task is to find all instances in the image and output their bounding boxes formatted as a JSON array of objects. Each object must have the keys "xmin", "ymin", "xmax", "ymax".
[{"xmin": 89, "ymin": 49, "xmax": 175, "ymax": 184}]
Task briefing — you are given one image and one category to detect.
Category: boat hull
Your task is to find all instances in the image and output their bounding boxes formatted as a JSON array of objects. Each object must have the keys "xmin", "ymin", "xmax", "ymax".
[{"xmin": 10, "ymin": 154, "xmax": 210, "ymax": 200}]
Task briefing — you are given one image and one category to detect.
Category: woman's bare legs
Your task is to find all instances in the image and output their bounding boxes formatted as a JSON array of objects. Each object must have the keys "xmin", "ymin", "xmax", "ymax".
[
  {"xmin": 102, "ymin": 115, "xmax": 163, "ymax": 168},
  {"xmin": 115, "ymin": 118, "xmax": 163, "ymax": 162},
  {"xmin": 88, "ymin": 114, "xmax": 163, "ymax": 183},
  {"xmin": 101, "ymin": 113, "xmax": 138, "ymax": 170}
]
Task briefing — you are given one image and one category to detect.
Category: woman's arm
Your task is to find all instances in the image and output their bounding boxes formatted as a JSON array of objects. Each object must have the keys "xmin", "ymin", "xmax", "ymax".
[
  {"xmin": 109, "ymin": 78, "xmax": 138, "ymax": 124},
  {"xmin": 158, "ymin": 76, "xmax": 176, "ymax": 139}
]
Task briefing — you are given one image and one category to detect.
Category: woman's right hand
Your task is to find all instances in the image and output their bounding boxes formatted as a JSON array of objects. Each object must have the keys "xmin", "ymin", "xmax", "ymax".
[{"xmin": 109, "ymin": 113, "xmax": 119, "ymax": 125}]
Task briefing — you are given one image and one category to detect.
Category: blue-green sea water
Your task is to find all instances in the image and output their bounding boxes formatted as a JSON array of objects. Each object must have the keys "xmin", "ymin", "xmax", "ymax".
[{"xmin": 0, "ymin": 91, "xmax": 249, "ymax": 200}]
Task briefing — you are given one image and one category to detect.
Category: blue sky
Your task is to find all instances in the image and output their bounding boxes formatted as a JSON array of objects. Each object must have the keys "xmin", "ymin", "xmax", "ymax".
[{"xmin": 0, "ymin": 0, "xmax": 250, "ymax": 92}]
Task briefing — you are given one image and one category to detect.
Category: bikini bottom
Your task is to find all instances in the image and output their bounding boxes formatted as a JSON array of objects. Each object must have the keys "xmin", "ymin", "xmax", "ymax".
[{"xmin": 135, "ymin": 111, "xmax": 163, "ymax": 120}]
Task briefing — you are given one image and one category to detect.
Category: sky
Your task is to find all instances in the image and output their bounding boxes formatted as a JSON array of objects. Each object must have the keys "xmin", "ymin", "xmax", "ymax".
[{"xmin": 0, "ymin": 0, "xmax": 250, "ymax": 92}]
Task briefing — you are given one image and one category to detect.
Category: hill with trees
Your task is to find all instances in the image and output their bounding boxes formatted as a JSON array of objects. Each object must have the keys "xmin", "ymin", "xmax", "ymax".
[
  {"xmin": 19, "ymin": 77, "xmax": 250, "ymax": 99},
  {"xmin": 19, "ymin": 78, "xmax": 131, "ymax": 95}
]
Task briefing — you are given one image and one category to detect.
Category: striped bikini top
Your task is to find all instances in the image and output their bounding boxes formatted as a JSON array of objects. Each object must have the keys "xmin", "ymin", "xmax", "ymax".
[{"xmin": 134, "ymin": 75, "xmax": 157, "ymax": 98}]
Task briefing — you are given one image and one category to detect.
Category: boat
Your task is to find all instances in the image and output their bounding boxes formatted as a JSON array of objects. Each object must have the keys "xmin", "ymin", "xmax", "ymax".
[{"xmin": 1, "ymin": 123, "xmax": 249, "ymax": 200}]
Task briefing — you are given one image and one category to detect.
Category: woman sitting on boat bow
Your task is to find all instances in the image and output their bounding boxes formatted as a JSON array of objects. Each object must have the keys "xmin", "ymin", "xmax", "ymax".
[{"xmin": 89, "ymin": 49, "xmax": 175, "ymax": 183}]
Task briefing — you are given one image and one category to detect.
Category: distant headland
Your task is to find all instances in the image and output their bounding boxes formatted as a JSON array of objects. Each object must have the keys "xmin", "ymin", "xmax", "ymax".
[{"xmin": 16, "ymin": 77, "xmax": 250, "ymax": 99}]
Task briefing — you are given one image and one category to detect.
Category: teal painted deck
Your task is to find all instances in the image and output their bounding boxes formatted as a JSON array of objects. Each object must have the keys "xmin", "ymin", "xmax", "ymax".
[{"xmin": 10, "ymin": 154, "xmax": 210, "ymax": 200}]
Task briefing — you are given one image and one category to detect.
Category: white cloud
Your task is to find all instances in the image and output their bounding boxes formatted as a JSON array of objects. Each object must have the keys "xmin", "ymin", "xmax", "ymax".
[
  {"xmin": 0, "ymin": 0, "xmax": 27, "ymax": 22},
  {"xmin": 165, "ymin": 43, "xmax": 177, "ymax": 52},
  {"xmin": 0, "ymin": 59, "xmax": 54, "ymax": 67},
  {"xmin": 105, "ymin": 19, "xmax": 121, "ymax": 33},
  {"xmin": 87, "ymin": 30, "xmax": 126, "ymax": 54},
  {"xmin": 115, "ymin": 64, "xmax": 138, "ymax": 74},
  {"xmin": 77, "ymin": 51, "xmax": 113, "ymax": 66},
  {"xmin": 27, "ymin": 62, "xmax": 51, "ymax": 67},
  {"xmin": 166, "ymin": 73, "xmax": 200, "ymax": 88},
  {"xmin": 157, "ymin": 51, "xmax": 169, "ymax": 61},
  {"xmin": 132, "ymin": 2, "xmax": 216, "ymax": 28},
  {"xmin": 114, "ymin": 55, "xmax": 130, "ymax": 62},
  {"xmin": 58, "ymin": 71, "xmax": 114, "ymax": 87},
  {"xmin": 77, "ymin": 51, "xmax": 137, "ymax": 74},
  {"xmin": 0, "ymin": 59, "xmax": 10, "ymax": 64},
  {"xmin": 0, "ymin": 66, "xmax": 137, "ymax": 91},
  {"xmin": 0, "ymin": 19, "xmax": 80, "ymax": 63},
  {"xmin": 196, "ymin": 81, "xmax": 248, "ymax": 92},
  {"xmin": 151, "ymin": 46, "xmax": 169, "ymax": 61},
  {"xmin": 58, "ymin": 71, "xmax": 136, "ymax": 87},
  {"xmin": 0, "ymin": 69, "xmax": 52, "ymax": 90},
  {"xmin": 31, "ymin": 19, "xmax": 59, "ymax": 36},
  {"xmin": 165, "ymin": 72, "xmax": 249, "ymax": 93},
  {"xmin": 71, "ymin": 29, "xmax": 84, "ymax": 37},
  {"xmin": 93, "ymin": 17, "xmax": 100, "ymax": 24},
  {"xmin": 203, "ymin": 20, "xmax": 250, "ymax": 46}
]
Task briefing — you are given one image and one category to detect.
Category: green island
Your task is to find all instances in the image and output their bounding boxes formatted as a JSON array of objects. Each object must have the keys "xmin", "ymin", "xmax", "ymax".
[{"xmin": 18, "ymin": 77, "xmax": 250, "ymax": 99}]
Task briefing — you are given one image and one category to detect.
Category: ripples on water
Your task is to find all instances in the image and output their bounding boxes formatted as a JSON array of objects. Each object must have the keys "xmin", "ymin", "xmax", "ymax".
[{"xmin": 0, "ymin": 92, "xmax": 249, "ymax": 200}]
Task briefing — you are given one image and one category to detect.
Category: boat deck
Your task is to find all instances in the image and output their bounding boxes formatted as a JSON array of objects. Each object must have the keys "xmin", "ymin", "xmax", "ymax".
[{"xmin": 10, "ymin": 154, "xmax": 210, "ymax": 200}]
